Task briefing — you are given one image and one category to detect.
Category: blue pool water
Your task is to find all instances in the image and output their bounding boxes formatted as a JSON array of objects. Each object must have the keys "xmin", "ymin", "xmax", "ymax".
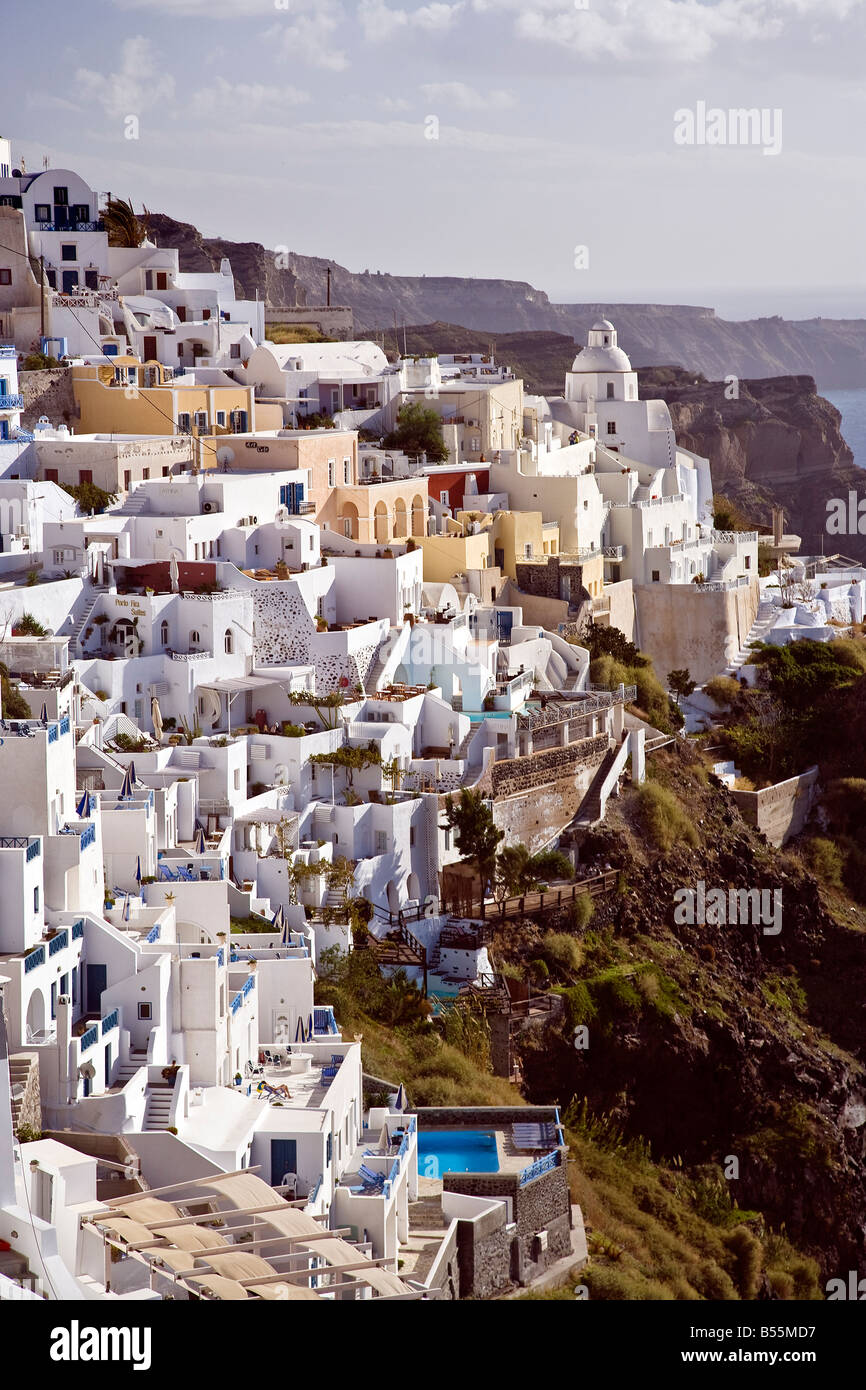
[{"xmin": 418, "ymin": 1129, "xmax": 500, "ymax": 1176}]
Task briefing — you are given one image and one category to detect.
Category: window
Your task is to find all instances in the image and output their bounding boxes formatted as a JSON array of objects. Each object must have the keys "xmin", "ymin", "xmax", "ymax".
[
  {"xmin": 651, "ymin": 570, "xmax": 660, "ymax": 582},
  {"xmin": 142, "ymin": 468, "xmax": 149, "ymax": 481},
  {"xmin": 160, "ymin": 620, "xmax": 169, "ymax": 647},
  {"xmin": 79, "ymin": 469, "xmax": 92, "ymax": 485},
  {"xmin": 156, "ymin": 272, "xmax": 168, "ymax": 291},
  {"xmin": 195, "ymin": 411, "xmax": 208, "ymax": 430},
  {"xmin": 328, "ymin": 458, "xmax": 336, "ymax": 487},
  {"xmin": 745, "ymin": 555, "xmax": 752, "ymax": 570},
  {"xmin": 61, "ymin": 243, "xmax": 76, "ymax": 261},
  {"xmin": 444, "ymin": 829, "xmax": 451, "ymax": 850},
  {"xmin": 45, "ymin": 268, "xmax": 57, "ymax": 288},
  {"xmin": 145, "ymin": 271, "xmax": 154, "ymax": 291},
  {"xmin": 190, "ymin": 630, "xmax": 200, "ymax": 646},
  {"xmin": 375, "ymin": 831, "xmax": 388, "ymax": 855},
  {"xmin": 216, "ymin": 411, "xmax": 226, "ymax": 426},
  {"xmin": 178, "ymin": 412, "xmax": 191, "ymax": 433},
  {"xmin": 53, "ymin": 186, "xmax": 69, "ymax": 205},
  {"xmin": 606, "ymin": 382, "xmax": 615, "ymax": 399},
  {"xmin": 162, "ymin": 467, "xmax": 170, "ymax": 477},
  {"xmin": 409, "ymin": 827, "xmax": 415, "ymax": 847},
  {"xmin": 440, "ymin": 490, "xmax": 449, "ymax": 505},
  {"xmin": 343, "ymin": 457, "xmax": 351, "ymax": 484},
  {"xmin": 137, "ymin": 1002, "xmax": 152, "ymax": 1020},
  {"xmin": 343, "ymin": 519, "xmax": 351, "ymax": 537},
  {"xmin": 607, "ymin": 421, "xmax": 617, "ymax": 435},
  {"xmin": 84, "ymin": 268, "xmax": 98, "ymax": 290},
  {"xmin": 224, "ymin": 629, "xmax": 233, "ymax": 654},
  {"xmin": 34, "ymin": 203, "xmax": 50, "ymax": 223},
  {"xmin": 0, "ymin": 269, "xmax": 10, "ymax": 285},
  {"xmin": 230, "ymin": 343, "xmax": 241, "ymax": 359},
  {"xmin": 34, "ymin": 886, "xmax": 40, "ymax": 913}
]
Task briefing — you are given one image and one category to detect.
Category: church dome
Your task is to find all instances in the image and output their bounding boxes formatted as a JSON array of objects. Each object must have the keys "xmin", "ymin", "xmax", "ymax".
[
  {"xmin": 570, "ymin": 317, "xmax": 632, "ymax": 373},
  {"xmin": 570, "ymin": 342, "xmax": 632, "ymax": 372}
]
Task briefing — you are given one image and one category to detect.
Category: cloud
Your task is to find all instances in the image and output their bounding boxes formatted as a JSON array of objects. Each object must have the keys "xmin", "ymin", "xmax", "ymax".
[
  {"xmin": 75, "ymin": 36, "xmax": 175, "ymax": 121},
  {"xmin": 189, "ymin": 78, "xmax": 308, "ymax": 119},
  {"xmin": 469, "ymin": 0, "xmax": 865, "ymax": 64},
  {"xmin": 358, "ymin": 0, "xmax": 465, "ymax": 41},
  {"xmin": 266, "ymin": 2, "xmax": 350, "ymax": 70},
  {"xmin": 421, "ymin": 81, "xmax": 513, "ymax": 110},
  {"xmin": 111, "ymin": 0, "xmax": 277, "ymax": 14}
]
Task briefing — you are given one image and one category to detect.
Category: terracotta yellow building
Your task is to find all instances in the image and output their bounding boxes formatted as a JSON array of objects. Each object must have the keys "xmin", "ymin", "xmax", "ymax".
[{"xmin": 72, "ymin": 358, "xmax": 281, "ymax": 453}]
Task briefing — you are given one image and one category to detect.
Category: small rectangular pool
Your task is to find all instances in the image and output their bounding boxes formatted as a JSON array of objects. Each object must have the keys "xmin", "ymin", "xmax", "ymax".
[{"xmin": 418, "ymin": 1129, "xmax": 500, "ymax": 1176}]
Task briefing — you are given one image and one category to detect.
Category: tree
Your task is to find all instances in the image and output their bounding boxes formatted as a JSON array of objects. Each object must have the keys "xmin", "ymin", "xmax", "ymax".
[
  {"xmin": 495, "ymin": 843, "xmax": 573, "ymax": 899},
  {"xmin": 582, "ymin": 623, "xmax": 646, "ymax": 667},
  {"xmin": 668, "ymin": 668, "xmax": 696, "ymax": 706},
  {"xmin": 103, "ymin": 196, "xmax": 148, "ymax": 248},
  {"xmin": 442, "ymin": 788, "xmax": 503, "ymax": 896},
  {"xmin": 383, "ymin": 402, "xmax": 449, "ymax": 463},
  {"xmin": 60, "ymin": 481, "xmax": 117, "ymax": 515},
  {"xmin": 309, "ymin": 741, "xmax": 381, "ymax": 787},
  {"xmin": 286, "ymin": 690, "xmax": 345, "ymax": 730}
]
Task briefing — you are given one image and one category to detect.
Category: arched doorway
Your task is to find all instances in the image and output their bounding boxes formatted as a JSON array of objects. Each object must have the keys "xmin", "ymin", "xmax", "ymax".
[
  {"xmin": 411, "ymin": 495, "xmax": 426, "ymax": 537},
  {"xmin": 374, "ymin": 502, "xmax": 389, "ymax": 545},
  {"xmin": 340, "ymin": 502, "xmax": 359, "ymax": 540},
  {"xmin": 26, "ymin": 989, "xmax": 46, "ymax": 1042},
  {"xmin": 393, "ymin": 497, "xmax": 407, "ymax": 537}
]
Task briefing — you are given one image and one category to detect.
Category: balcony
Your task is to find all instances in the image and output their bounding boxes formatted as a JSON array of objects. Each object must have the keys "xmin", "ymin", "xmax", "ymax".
[
  {"xmin": 0, "ymin": 346, "xmax": 17, "ymax": 359},
  {"xmin": 0, "ymin": 394, "xmax": 24, "ymax": 411},
  {"xmin": 35, "ymin": 219, "xmax": 105, "ymax": 233}
]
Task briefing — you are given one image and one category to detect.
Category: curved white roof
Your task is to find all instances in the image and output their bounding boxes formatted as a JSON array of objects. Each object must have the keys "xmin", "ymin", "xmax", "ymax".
[
  {"xmin": 592, "ymin": 317, "xmax": 616, "ymax": 331},
  {"xmin": 262, "ymin": 340, "xmax": 389, "ymax": 376},
  {"xmin": 570, "ymin": 343, "xmax": 633, "ymax": 372}
]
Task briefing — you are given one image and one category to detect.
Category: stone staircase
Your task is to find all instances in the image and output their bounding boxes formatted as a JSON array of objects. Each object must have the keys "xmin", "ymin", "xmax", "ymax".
[
  {"xmin": 9, "ymin": 1052, "xmax": 40, "ymax": 1138},
  {"xmin": 141, "ymin": 1084, "xmax": 173, "ymax": 1131},
  {"xmin": 723, "ymin": 600, "xmax": 777, "ymax": 674},
  {"xmin": 573, "ymin": 744, "xmax": 620, "ymax": 828},
  {"xmin": 115, "ymin": 488, "xmax": 150, "ymax": 517},
  {"xmin": 364, "ymin": 635, "xmax": 395, "ymax": 694},
  {"xmin": 115, "ymin": 1060, "xmax": 142, "ymax": 1086}
]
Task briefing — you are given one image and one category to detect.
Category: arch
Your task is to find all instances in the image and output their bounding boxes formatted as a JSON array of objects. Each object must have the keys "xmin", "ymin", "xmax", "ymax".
[
  {"xmin": 393, "ymin": 497, "xmax": 408, "ymax": 537},
  {"xmin": 340, "ymin": 501, "xmax": 359, "ymax": 540},
  {"xmin": 374, "ymin": 501, "xmax": 389, "ymax": 544},
  {"xmin": 407, "ymin": 872, "xmax": 420, "ymax": 903},
  {"xmin": 386, "ymin": 879, "xmax": 400, "ymax": 913},
  {"xmin": 224, "ymin": 628, "xmax": 233, "ymax": 654},
  {"xmin": 189, "ymin": 629, "xmax": 201, "ymax": 647},
  {"xmin": 411, "ymin": 494, "xmax": 426, "ymax": 537},
  {"xmin": 26, "ymin": 989, "xmax": 45, "ymax": 1041},
  {"xmin": 160, "ymin": 620, "xmax": 169, "ymax": 648}
]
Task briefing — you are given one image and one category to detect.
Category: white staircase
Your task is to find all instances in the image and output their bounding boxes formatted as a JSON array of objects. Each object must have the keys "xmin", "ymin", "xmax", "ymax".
[
  {"xmin": 116, "ymin": 489, "xmax": 150, "ymax": 517},
  {"xmin": 723, "ymin": 600, "xmax": 777, "ymax": 674},
  {"xmin": 141, "ymin": 1085, "xmax": 173, "ymax": 1131},
  {"xmin": 70, "ymin": 583, "xmax": 108, "ymax": 653},
  {"xmin": 115, "ymin": 1061, "xmax": 142, "ymax": 1086}
]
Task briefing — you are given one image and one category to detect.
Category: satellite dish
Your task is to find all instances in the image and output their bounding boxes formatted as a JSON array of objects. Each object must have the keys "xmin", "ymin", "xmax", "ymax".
[{"xmin": 216, "ymin": 446, "xmax": 235, "ymax": 466}]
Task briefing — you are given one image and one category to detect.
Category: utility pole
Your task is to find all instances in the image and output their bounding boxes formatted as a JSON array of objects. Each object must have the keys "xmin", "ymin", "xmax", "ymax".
[
  {"xmin": 39, "ymin": 254, "xmax": 45, "ymax": 342},
  {"xmin": 394, "ymin": 309, "xmax": 400, "ymax": 358},
  {"xmin": 326, "ymin": 266, "xmax": 331, "ymax": 307}
]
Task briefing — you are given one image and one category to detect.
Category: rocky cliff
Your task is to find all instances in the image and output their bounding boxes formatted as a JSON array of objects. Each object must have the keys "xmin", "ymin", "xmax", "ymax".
[
  {"xmin": 145, "ymin": 210, "xmax": 866, "ymax": 387},
  {"xmin": 638, "ymin": 368, "xmax": 866, "ymax": 561}
]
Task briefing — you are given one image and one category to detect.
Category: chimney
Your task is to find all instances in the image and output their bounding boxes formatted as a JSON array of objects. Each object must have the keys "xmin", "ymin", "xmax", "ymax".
[{"xmin": 772, "ymin": 506, "xmax": 784, "ymax": 546}]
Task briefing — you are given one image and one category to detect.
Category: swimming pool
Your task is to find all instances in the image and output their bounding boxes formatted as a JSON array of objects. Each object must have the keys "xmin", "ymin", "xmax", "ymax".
[{"xmin": 417, "ymin": 1129, "xmax": 500, "ymax": 1176}]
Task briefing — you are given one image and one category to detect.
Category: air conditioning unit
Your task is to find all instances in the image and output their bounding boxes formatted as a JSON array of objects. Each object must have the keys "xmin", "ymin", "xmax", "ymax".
[
  {"xmin": 468, "ymin": 417, "xmax": 479, "ymax": 428},
  {"xmin": 201, "ymin": 501, "xmax": 217, "ymax": 514}
]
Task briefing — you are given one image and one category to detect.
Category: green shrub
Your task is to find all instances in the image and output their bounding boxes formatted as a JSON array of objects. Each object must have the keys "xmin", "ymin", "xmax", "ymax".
[
  {"xmin": 705, "ymin": 675, "xmax": 741, "ymax": 709},
  {"xmin": 635, "ymin": 782, "xmax": 700, "ymax": 853},
  {"xmin": 542, "ymin": 932, "xmax": 584, "ymax": 977},
  {"xmin": 803, "ymin": 836, "xmax": 844, "ymax": 888},
  {"xmin": 567, "ymin": 893, "xmax": 594, "ymax": 930},
  {"xmin": 724, "ymin": 1225, "xmax": 763, "ymax": 1300}
]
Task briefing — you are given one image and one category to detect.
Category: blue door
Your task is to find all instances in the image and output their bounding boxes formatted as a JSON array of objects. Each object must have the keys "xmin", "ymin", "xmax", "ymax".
[
  {"xmin": 270, "ymin": 1139, "xmax": 297, "ymax": 1185},
  {"xmin": 496, "ymin": 610, "xmax": 513, "ymax": 645},
  {"xmin": 86, "ymin": 964, "xmax": 106, "ymax": 1014},
  {"xmin": 61, "ymin": 269, "xmax": 78, "ymax": 294}
]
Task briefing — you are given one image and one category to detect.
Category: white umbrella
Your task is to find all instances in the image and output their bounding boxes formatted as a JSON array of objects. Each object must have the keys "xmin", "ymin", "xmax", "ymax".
[
  {"xmin": 151, "ymin": 695, "xmax": 164, "ymax": 742},
  {"xmin": 169, "ymin": 554, "xmax": 180, "ymax": 594}
]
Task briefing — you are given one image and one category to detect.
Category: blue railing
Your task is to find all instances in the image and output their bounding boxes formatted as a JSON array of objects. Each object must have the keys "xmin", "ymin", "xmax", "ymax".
[
  {"xmin": 0, "ymin": 393, "xmax": 24, "ymax": 410},
  {"xmin": 60, "ymin": 714, "xmax": 70, "ymax": 736},
  {"xmin": 313, "ymin": 1005, "xmax": 338, "ymax": 1035},
  {"xmin": 80, "ymin": 824, "xmax": 96, "ymax": 851},
  {"xmin": 47, "ymin": 724, "xmax": 58, "ymax": 744},
  {"xmin": 72, "ymin": 919, "xmax": 84, "ymax": 941},
  {"xmin": 13, "ymin": 430, "xmax": 34, "ymax": 443},
  {"xmin": 217, "ymin": 947, "xmax": 224, "ymax": 968},
  {"xmin": 306, "ymin": 1174, "xmax": 323, "ymax": 1207},
  {"xmin": 101, "ymin": 1010, "xmax": 119, "ymax": 1035},
  {"xmin": 0, "ymin": 346, "xmax": 17, "ymax": 359},
  {"xmin": 24, "ymin": 945, "xmax": 45, "ymax": 973},
  {"xmin": 80, "ymin": 1025, "xmax": 99, "ymax": 1052},
  {"xmin": 145, "ymin": 923, "xmax": 161, "ymax": 943},
  {"xmin": 242, "ymin": 975, "xmax": 255, "ymax": 999},
  {"xmin": 35, "ymin": 219, "xmax": 104, "ymax": 233},
  {"xmin": 48, "ymin": 930, "xmax": 68, "ymax": 956},
  {"xmin": 0, "ymin": 837, "xmax": 40, "ymax": 860},
  {"xmin": 229, "ymin": 991, "xmax": 243, "ymax": 1016},
  {"xmin": 519, "ymin": 1150, "xmax": 560, "ymax": 1186}
]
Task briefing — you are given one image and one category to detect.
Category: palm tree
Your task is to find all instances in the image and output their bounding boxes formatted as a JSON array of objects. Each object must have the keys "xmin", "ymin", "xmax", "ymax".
[{"xmin": 103, "ymin": 197, "xmax": 148, "ymax": 248}]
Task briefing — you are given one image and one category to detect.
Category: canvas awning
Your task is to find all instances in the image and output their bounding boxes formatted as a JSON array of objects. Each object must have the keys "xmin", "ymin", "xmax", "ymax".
[{"xmin": 198, "ymin": 676, "xmax": 280, "ymax": 694}]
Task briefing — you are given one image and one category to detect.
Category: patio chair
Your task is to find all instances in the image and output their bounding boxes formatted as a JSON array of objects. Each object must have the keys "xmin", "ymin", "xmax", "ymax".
[{"xmin": 357, "ymin": 1164, "xmax": 386, "ymax": 1190}]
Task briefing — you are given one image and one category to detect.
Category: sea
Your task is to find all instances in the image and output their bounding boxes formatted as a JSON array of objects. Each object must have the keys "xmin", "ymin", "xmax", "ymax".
[{"xmin": 821, "ymin": 388, "xmax": 866, "ymax": 470}]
